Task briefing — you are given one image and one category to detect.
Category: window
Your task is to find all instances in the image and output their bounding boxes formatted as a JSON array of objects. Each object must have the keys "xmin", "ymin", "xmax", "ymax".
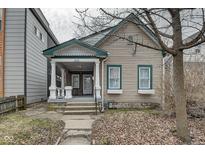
[
  {"xmin": 34, "ymin": 26, "xmax": 44, "ymax": 42},
  {"xmin": 40, "ymin": 33, "xmax": 43, "ymax": 41},
  {"xmin": 34, "ymin": 26, "xmax": 37, "ymax": 35},
  {"xmin": 72, "ymin": 74, "xmax": 79, "ymax": 88},
  {"xmin": 138, "ymin": 65, "xmax": 152, "ymax": 90},
  {"xmin": 0, "ymin": 8, "xmax": 3, "ymax": 31},
  {"xmin": 107, "ymin": 65, "xmax": 122, "ymax": 89}
]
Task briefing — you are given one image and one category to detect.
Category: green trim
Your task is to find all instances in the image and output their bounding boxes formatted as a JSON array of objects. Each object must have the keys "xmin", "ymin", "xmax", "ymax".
[
  {"xmin": 107, "ymin": 65, "xmax": 122, "ymax": 90},
  {"xmin": 43, "ymin": 38, "xmax": 108, "ymax": 58},
  {"xmin": 51, "ymin": 56, "xmax": 99, "ymax": 59},
  {"xmin": 137, "ymin": 65, "xmax": 153, "ymax": 90}
]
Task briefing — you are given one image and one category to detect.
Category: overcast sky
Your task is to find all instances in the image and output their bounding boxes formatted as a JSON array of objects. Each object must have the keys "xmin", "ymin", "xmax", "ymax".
[{"xmin": 42, "ymin": 8, "xmax": 78, "ymax": 43}]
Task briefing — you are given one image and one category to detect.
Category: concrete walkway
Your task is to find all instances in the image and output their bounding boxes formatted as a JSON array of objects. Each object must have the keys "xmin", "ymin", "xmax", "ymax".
[
  {"xmin": 59, "ymin": 115, "xmax": 99, "ymax": 145},
  {"xmin": 20, "ymin": 103, "xmax": 101, "ymax": 145}
]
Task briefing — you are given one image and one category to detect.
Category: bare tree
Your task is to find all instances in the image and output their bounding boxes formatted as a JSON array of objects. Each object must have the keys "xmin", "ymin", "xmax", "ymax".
[{"xmin": 74, "ymin": 8, "xmax": 205, "ymax": 143}]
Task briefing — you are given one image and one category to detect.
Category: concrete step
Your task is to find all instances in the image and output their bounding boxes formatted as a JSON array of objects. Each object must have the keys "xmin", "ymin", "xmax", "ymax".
[
  {"xmin": 66, "ymin": 102, "xmax": 96, "ymax": 106},
  {"xmin": 64, "ymin": 106, "xmax": 97, "ymax": 110},
  {"xmin": 63, "ymin": 110, "xmax": 98, "ymax": 115}
]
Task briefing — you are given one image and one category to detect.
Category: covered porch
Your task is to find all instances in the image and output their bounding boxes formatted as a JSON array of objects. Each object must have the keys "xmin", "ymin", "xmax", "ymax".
[
  {"xmin": 43, "ymin": 39, "xmax": 108, "ymax": 103},
  {"xmin": 48, "ymin": 58, "xmax": 101, "ymax": 102}
]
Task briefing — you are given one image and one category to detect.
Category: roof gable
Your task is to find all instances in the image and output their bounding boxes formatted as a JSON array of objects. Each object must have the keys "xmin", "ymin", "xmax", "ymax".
[
  {"xmin": 43, "ymin": 39, "xmax": 108, "ymax": 58},
  {"xmin": 94, "ymin": 13, "xmax": 160, "ymax": 47}
]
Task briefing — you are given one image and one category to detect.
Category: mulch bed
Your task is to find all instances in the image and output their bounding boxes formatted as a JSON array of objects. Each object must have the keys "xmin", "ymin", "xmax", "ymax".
[{"xmin": 91, "ymin": 110, "xmax": 205, "ymax": 145}]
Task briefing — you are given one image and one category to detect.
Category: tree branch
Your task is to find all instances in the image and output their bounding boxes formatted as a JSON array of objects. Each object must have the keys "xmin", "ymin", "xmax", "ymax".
[
  {"xmin": 144, "ymin": 9, "xmax": 175, "ymax": 54},
  {"xmin": 182, "ymin": 8, "xmax": 205, "ymax": 48}
]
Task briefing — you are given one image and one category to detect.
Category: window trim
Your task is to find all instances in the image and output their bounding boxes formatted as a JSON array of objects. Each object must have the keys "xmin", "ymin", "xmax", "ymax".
[
  {"xmin": 138, "ymin": 65, "xmax": 152, "ymax": 90},
  {"xmin": 107, "ymin": 65, "xmax": 122, "ymax": 90},
  {"xmin": 72, "ymin": 74, "xmax": 80, "ymax": 89}
]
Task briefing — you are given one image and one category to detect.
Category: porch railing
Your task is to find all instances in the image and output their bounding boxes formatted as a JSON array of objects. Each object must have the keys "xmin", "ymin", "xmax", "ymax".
[
  {"xmin": 56, "ymin": 87, "xmax": 65, "ymax": 98},
  {"xmin": 49, "ymin": 86, "xmax": 72, "ymax": 100},
  {"xmin": 56, "ymin": 88, "xmax": 65, "ymax": 97}
]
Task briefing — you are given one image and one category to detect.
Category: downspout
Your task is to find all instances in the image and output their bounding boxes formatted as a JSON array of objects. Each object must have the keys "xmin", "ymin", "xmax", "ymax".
[{"xmin": 101, "ymin": 57, "xmax": 108, "ymax": 112}]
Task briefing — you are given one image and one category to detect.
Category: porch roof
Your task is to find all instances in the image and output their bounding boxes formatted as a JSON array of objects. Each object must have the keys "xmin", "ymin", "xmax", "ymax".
[{"xmin": 43, "ymin": 38, "xmax": 108, "ymax": 58}]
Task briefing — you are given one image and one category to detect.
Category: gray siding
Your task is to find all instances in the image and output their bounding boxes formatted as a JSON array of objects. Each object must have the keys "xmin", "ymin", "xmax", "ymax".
[
  {"xmin": 4, "ymin": 8, "xmax": 25, "ymax": 96},
  {"xmin": 26, "ymin": 9, "xmax": 48, "ymax": 104}
]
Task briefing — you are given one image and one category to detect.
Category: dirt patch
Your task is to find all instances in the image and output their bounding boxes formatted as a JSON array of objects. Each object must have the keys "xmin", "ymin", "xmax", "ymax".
[
  {"xmin": 91, "ymin": 110, "xmax": 205, "ymax": 145},
  {"xmin": 0, "ymin": 112, "xmax": 65, "ymax": 145}
]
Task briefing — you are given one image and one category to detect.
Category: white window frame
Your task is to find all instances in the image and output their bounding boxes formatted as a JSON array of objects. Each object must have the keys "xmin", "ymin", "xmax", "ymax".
[
  {"xmin": 108, "ymin": 65, "xmax": 121, "ymax": 90},
  {"xmin": 72, "ymin": 74, "xmax": 80, "ymax": 88},
  {"xmin": 138, "ymin": 66, "xmax": 151, "ymax": 90}
]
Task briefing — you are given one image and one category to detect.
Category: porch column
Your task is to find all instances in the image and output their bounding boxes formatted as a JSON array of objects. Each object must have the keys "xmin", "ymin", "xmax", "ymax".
[
  {"xmin": 95, "ymin": 60, "xmax": 101, "ymax": 99},
  {"xmin": 61, "ymin": 68, "xmax": 65, "ymax": 88},
  {"xmin": 49, "ymin": 60, "xmax": 56, "ymax": 99},
  {"xmin": 61, "ymin": 68, "xmax": 65, "ymax": 97}
]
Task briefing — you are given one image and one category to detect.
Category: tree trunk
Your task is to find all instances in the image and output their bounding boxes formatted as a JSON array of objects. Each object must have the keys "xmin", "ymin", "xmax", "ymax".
[{"xmin": 173, "ymin": 51, "xmax": 191, "ymax": 143}]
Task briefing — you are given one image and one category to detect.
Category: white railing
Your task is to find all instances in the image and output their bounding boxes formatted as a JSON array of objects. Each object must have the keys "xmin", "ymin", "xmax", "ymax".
[
  {"xmin": 56, "ymin": 88, "xmax": 65, "ymax": 98},
  {"xmin": 49, "ymin": 86, "xmax": 73, "ymax": 100}
]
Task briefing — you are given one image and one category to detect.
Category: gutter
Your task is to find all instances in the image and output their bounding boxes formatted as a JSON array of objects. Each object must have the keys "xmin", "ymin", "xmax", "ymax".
[{"xmin": 101, "ymin": 56, "xmax": 108, "ymax": 112}]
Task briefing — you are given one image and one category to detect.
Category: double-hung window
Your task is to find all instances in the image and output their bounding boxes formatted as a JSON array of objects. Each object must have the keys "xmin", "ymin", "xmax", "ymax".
[
  {"xmin": 138, "ymin": 65, "xmax": 152, "ymax": 90},
  {"xmin": 107, "ymin": 65, "xmax": 122, "ymax": 89},
  {"xmin": 0, "ymin": 8, "xmax": 3, "ymax": 32}
]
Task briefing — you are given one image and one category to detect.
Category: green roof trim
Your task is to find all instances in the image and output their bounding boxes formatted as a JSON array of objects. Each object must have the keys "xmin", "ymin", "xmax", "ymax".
[{"xmin": 43, "ymin": 38, "xmax": 108, "ymax": 58}]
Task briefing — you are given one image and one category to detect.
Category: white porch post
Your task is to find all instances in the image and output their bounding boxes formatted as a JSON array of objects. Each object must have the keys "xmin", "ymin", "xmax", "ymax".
[
  {"xmin": 61, "ymin": 68, "xmax": 65, "ymax": 87},
  {"xmin": 49, "ymin": 60, "xmax": 56, "ymax": 100},
  {"xmin": 95, "ymin": 60, "xmax": 101, "ymax": 99},
  {"xmin": 61, "ymin": 68, "xmax": 65, "ymax": 97}
]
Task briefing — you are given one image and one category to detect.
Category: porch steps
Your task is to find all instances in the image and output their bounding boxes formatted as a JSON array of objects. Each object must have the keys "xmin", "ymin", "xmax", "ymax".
[
  {"xmin": 66, "ymin": 102, "xmax": 96, "ymax": 106},
  {"xmin": 63, "ymin": 101, "xmax": 99, "ymax": 115},
  {"xmin": 63, "ymin": 110, "xmax": 98, "ymax": 115},
  {"xmin": 63, "ymin": 106, "xmax": 96, "ymax": 110}
]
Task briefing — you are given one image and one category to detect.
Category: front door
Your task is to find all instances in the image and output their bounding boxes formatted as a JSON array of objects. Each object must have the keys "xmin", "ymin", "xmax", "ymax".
[{"xmin": 83, "ymin": 74, "xmax": 93, "ymax": 95}]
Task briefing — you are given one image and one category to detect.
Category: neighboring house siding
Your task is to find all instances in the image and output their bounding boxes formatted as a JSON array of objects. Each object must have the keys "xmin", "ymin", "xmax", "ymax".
[
  {"xmin": 100, "ymin": 22, "xmax": 163, "ymax": 104},
  {"xmin": 47, "ymin": 36, "xmax": 56, "ymax": 96},
  {"xmin": 26, "ymin": 9, "xmax": 48, "ymax": 104},
  {"xmin": 0, "ymin": 9, "xmax": 5, "ymax": 96},
  {"xmin": 4, "ymin": 8, "xmax": 25, "ymax": 96},
  {"xmin": 184, "ymin": 43, "xmax": 205, "ymax": 62}
]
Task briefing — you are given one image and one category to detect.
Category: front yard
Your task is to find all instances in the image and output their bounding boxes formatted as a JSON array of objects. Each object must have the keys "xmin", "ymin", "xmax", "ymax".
[
  {"xmin": 0, "ymin": 112, "xmax": 65, "ymax": 145},
  {"xmin": 91, "ymin": 109, "xmax": 205, "ymax": 145}
]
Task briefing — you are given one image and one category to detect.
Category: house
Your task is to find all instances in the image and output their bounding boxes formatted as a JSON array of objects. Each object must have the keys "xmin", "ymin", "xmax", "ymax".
[
  {"xmin": 43, "ymin": 13, "xmax": 163, "ymax": 110},
  {"xmin": 0, "ymin": 8, "xmax": 58, "ymax": 104}
]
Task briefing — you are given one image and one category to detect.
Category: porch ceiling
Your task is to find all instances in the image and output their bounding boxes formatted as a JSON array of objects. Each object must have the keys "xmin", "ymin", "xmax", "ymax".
[{"xmin": 60, "ymin": 62, "xmax": 94, "ymax": 72}]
